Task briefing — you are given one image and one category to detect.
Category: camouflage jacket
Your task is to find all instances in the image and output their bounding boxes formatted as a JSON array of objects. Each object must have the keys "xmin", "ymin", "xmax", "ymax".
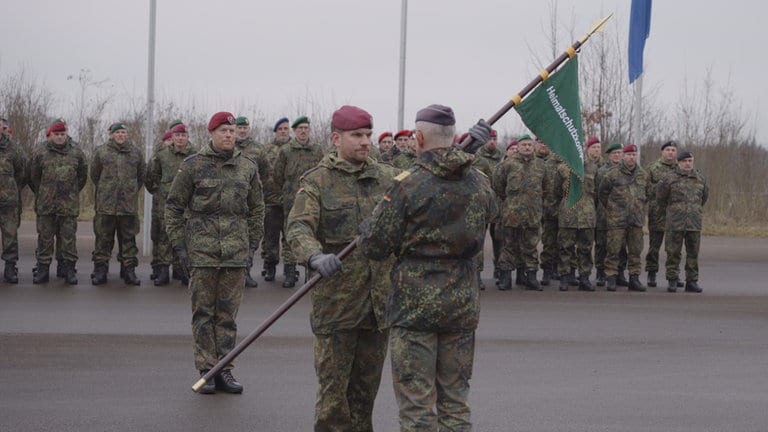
[
  {"xmin": 235, "ymin": 137, "xmax": 270, "ymax": 185},
  {"xmin": 359, "ymin": 147, "xmax": 497, "ymax": 332},
  {"xmin": 646, "ymin": 157, "xmax": 678, "ymax": 230},
  {"xmin": 472, "ymin": 146, "xmax": 504, "ymax": 178},
  {"xmin": 286, "ymin": 152, "xmax": 399, "ymax": 334},
  {"xmin": 555, "ymin": 159, "xmax": 597, "ymax": 228},
  {"xmin": 29, "ymin": 140, "xmax": 87, "ymax": 216},
  {"xmin": 367, "ymin": 145, "xmax": 381, "ymax": 162},
  {"xmin": 657, "ymin": 167, "xmax": 708, "ymax": 232},
  {"xmin": 391, "ymin": 149, "xmax": 417, "ymax": 170},
  {"xmin": 597, "ymin": 161, "xmax": 648, "ymax": 228},
  {"xmin": 165, "ymin": 143, "xmax": 264, "ymax": 267},
  {"xmin": 145, "ymin": 144, "xmax": 194, "ymax": 199},
  {"xmin": 595, "ymin": 161, "xmax": 619, "ymax": 229},
  {"xmin": 259, "ymin": 138, "xmax": 287, "ymax": 207},
  {"xmin": 90, "ymin": 139, "xmax": 146, "ymax": 215},
  {"xmin": 272, "ymin": 138, "xmax": 324, "ymax": 210},
  {"xmin": 0, "ymin": 134, "xmax": 25, "ymax": 208},
  {"xmin": 497, "ymin": 152, "xmax": 545, "ymax": 228},
  {"xmin": 542, "ymin": 154, "xmax": 563, "ymax": 220}
]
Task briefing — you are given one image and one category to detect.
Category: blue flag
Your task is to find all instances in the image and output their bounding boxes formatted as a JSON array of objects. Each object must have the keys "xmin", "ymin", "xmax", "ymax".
[{"xmin": 628, "ymin": 0, "xmax": 652, "ymax": 83}]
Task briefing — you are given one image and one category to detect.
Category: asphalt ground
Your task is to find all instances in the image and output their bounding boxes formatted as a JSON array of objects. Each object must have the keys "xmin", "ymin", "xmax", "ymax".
[{"xmin": 1, "ymin": 221, "xmax": 768, "ymax": 431}]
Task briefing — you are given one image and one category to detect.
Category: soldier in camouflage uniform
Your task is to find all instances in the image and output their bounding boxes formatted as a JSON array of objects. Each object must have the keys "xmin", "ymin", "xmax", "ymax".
[
  {"xmin": 597, "ymin": 144, "xmax": 648, "ymax": 292},
  {"xmin": 234, "ymin": 116, "xmax": 270, "ymax": 288},
  {"xmin": 286, "ymin": 106, "xmax": 398, "ymax": 431},
  {"xmin": 28, "ymin": 121, "xmax": 87, "ymax": 284},
  {"xmin": 377, "ymin": 131, "xmax": 394, "ymax": 163},
  {"xmin": 89, "ymin": 123, "xmax": 146, "ymax": 285},
  {"xmin": 492, "ymin": 141, "xmax": 519, "ymax": 290},
  {"xmin": 272, "ymin": 116, "xmax": 324, "ymax": 287},
  {"xmin": 594, "ymin": 143, "xmax": 627, "ymax": 287},
  {"xmin": 359, "ymin": 104, "xmax": 495, "ymax": 431},
  {"xmin": 657, "ymin": 151, "xmax": 708, "ymax": 293},
  {"xmin": 536, "ymin": 139, "xmax": 562, "ymax": 287},
  {"xmin": 260, "ymin": 117, "xmax": 291, "ymax": 282},
  {"xmin": 554, "ymin": 156, "xmax": 597, "ymax": 291},
  {"xmin": 166, "ymin": 112, "xmax": 264, "ymax": 395},
  {"xmin": 472, "ymin": 129, "xmax": 505, "ymax": 288},
  {"xmin": 0, "ymin": 126, "xmax": 25, "ymax": 284},
  {"xmin": 585, "ymin": 136, "xmax": 603, "ymax": 166},
  {"xmin": 644, "ymin": 140, "xmax": 679, "ymax": 288},
  {"xmin": 495, "ymin": 135, "xmax": 545, "ymax": 291},
  {"xmin": 145, "ymin": 123, "xmax": 194, "ymax": 286},
  {"xmin": 391, "ymin": 130, "xmax": 417, "ymax": 170}
]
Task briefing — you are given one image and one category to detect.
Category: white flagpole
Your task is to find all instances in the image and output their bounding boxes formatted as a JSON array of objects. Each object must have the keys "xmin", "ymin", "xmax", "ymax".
[
  {"xmin": 397, "ymin": 0, "xmax": 408, "ymax": 130},
  {"xmin": 142, "ymin": 0, "xmax": 156, "ymax": 256}
]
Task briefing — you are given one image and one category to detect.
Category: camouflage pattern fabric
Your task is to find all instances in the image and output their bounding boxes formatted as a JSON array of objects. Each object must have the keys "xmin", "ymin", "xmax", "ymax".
[
  {"xmin": 260, "ymin": 138, "xmax": 290, "ymax": 263},
  {"xmin": 272, "ymin": 137, "xmax": 324, "ymax": 213},
  {"xmin": 35, "ymin": 215, "xmax": 78, "ymax": 264},
  {"xmin": 497, "ymin": 226, "xmax": 522, "ymax": 271},
  {"xmin": 235, "ymin": 136, "xmax": 270, "ymax": 182},
  {"xmin": 391, "ymin": 150, "xmax": 417, "ymax": 171},
  {"xmin": 497, "ymin": 152, "xmax": 545, "ymax": 228},
  {"xmin": 597, "ymin": 160, "xmax": 648, "ymax": 229},
  {"xmin": 644, "ymin": 157, "xmax": 678, "ymax": 273},
  {"xmin": 605, "ymin": 227, "xmax": 643, "ymax": 276},
  {"xmin": 555, "ymin": 160, "xmax": 597, "ymax": 229},
  {"xmin": 189, "ymin": 266, "xmax": 245, "ymax": 371},
  {"xmin": 90, "ymin": 139, "xmax": 145, "ymax": 215},
  {"xmin": 313, "ymin": 329, "xmax": 388, "ymax": 432},
  {"xmin": 657, "ymin": 166, "xmax": 709, "ymax": 232},
  {"xmin": 557, "ymin": 228, "xmax": 594, "ymax": 276},
  {"xmin": 261, "ymin": 138, "xmax": 288, "ymax": 207},
  {"xmin": 540, "ymin": 155, "xmax": 561, "ymax": 272},
  {"xmin": 29, "ymin": 140, "xmax": 88, "ymax": 216},
  {"xmin": 390, "ymin": 327, "xmax": 475, "ymax": 431},
  {"xmin": 91, "ymin": 214, "xmax": 140, "ymax": 267},
  {"xmin": 594, "ymin": 229, "xmax": 627, "ymax": 273},
  {"xmin": 367, "ymin": 144, "xmax": 381, "ymax": 162},
  {"xmin": 594, "ymin": 161, "xmax": 618, "ymax": 272},
  {"xmin": 0, "ymin": 135, "xmax": 24, "ymax": 262},
  {"xmin": 472, "ymin": 146, "xmax": 504, "ymax": 272},
  {"xmin": 165, "ymin": 143, "xmax": 264, "ymax": 268},
  {"xmin": 0, "ymin": 208, "xmax": 20, "ymax": 262},
  {"xmin": 509, "ymin": 227, "xmax": 540, "ymax": 271},
  {"xmin": 664, "ymin": 231, "xmax": 702, "ymax": 282}
]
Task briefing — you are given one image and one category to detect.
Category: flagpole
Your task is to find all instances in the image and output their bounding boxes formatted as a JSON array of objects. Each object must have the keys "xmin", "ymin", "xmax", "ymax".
[
  {"xmin": 632, "ymin": 73, "xmax": 643, "ymax": 155},
  {"xmin": 459, "ymin": 14, "xmax": 612, "ymax": 150}
]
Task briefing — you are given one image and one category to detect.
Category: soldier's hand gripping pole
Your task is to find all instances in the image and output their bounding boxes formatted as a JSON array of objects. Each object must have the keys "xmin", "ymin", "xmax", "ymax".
[{"xmin": 191, "ymin": 240, "xmax": 358, "ymax": 392}]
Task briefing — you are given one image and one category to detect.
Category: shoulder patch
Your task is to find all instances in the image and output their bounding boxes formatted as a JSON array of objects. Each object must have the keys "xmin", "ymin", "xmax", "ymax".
[{"xmin": 394, "ymin": 170, "xmax": 411, "ymax": 182}]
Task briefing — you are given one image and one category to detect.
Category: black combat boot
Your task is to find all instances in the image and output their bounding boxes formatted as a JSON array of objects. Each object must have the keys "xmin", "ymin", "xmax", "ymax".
[
  {"xmin": 559, "ymin": 275, "xmax": 569, "ymax": 291},
  {"xmin": 119, "ymin": 263, "xmax": 126, "ymax": 280},
  {"xmin": 123, "ymin": 266, "xmax": 140, "ymax": 285},
  {"xmin": 616, "ymin": 271, "xmax": 629, "ymax": 287},
  {"xmin": 91, "ymin": 262, "xmax": 108, "ymax": 285},
  {"xmin": 596, "ymin": 269, "xmax": 606, "ymax": 287},
  {"xmin": 628, "ymin": 275, "xmax": 646, "ymax": 292},
  {"xmin": 685, "ymin": 280, "xmax": 702, "ymax": 293},
  {"xmin": 515, "ymin": 267, "xmax": 526, "ymax": 286},
  {"xmin": 154, "ymin": 265, "xmax": 170, "ymax": 286},
  {"xmin": 63, "ymin": 260, "xmax": 78, "ymax": 285},
  {"xmin": 497, "ymin": 270, "xmax": 512, "ymax": 291},
  {"xmin": 477, "ymin": 272, "xmax": 485, "ymax": 291},
  {"xmin": 198, "ymin": 370, "xmax": 215, "ymax": 395},
  {"xmin": 56, "ymin": 260, "xmax": 65, "ymax": 278},
  {"xmin": 150, "ymin": 265, "xmax": 158, "ymax": 280},
  {"xmin": 541, "ymin": 268, "xmax": 551, "ymax": 286},
  {"xmin": 171, "ymin": 265, "xmax": 182, "ymax": 280},
  {"xmin": 647, "ymin": 271, "xmax": 657, "ymax": 288},
  {"xmin": 245, "ymin": 271, "xmax": 258, "ymax": 288},
  {"xmin": 578, "ymin": 274, "xmax": 595, "ymax": 291},
  {"xmin": 215, "ymin": 370, "xmax": 243, "ymax": 394},
  {"xmin": 33, "ymin": 262, "xmax": 50, "ymax": 284},
  {"xmin": 282, "ymin": 263, "xmax": 298, "ymax": 288},
  {"xmin": 4, "ymin": 261, "xmax": 18, "ymax": 284},
  {"xmin": 261, "ymin": 260, "xmax": 277, "ymax": 282},
  {"xmin": 568, "ymin": 269, "xmax": 579, "ymax": 286},
  {"xmin": 677, "ymin": 280, "xmax": 685, "ymax": 288},
  {"xmin": 667, "ymin": 279, "xmax": 678, "ymax": 293},
  {"xmin": 606, "ymin": 275, "xmax": 617, "ymax": 292},
  {"xmin": 493, "ymin": 268, "xmax": 500, "ymax": 281},
  {"xmin": 524, "ymin": 271, "xmax": 542, "ymax": 291}
]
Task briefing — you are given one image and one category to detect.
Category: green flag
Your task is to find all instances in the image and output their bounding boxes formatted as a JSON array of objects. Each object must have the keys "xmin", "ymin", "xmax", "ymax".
[{"xmin": 515, "ymin": 56, "xmax": 585, "ymax": 208}]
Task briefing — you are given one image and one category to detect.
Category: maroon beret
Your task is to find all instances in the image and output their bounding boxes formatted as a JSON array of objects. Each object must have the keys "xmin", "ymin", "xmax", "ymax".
[
  {"xmin": 378, "ymin": 131, "xmax": 392, "ymax": 142},
  {"xmin": 331, "ymin": 105, "xmax": 373, "ymax": 131},
  {"xmin": 49, "ymin": 121, "xmax": 67, "ymax": 134},
  {"xmin": 162, "ymin": 131, "xmax": 173, "ymax": 141},
  {"xmin": 394, "ymin": 129, "xmax": 411, "ymax": 140},
  {"xmin": 622, "ymin": 144, "xmax": 638, "ymax": 153},
  {"xmin": 171, "ymin": 124, "xmax": 188, "ymax": 134},
  {"xmin": 415, "ymin": 104, "xmax": 455, "ymax": 126},
  {"xmin": 207, "ymin": 112, "xmax": 236, "ymax": 132},
  {"xmin": 507, "ymin": 139, "xmax": 519, "ymax": 148},
  {"xmin": 586, "ymin": 136, "xmax": 601, "ymax": 148},
  {"xmin": 490, "ymin": 129, "xmax": 498, "ymax": 138}
]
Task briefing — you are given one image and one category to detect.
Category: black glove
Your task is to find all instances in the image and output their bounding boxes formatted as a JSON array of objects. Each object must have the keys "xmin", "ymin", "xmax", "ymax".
[
  {"xmin": 173, "ymin": 245, "xmax": 191, "ymax": 280},
  {"xmin": 309, "ymin": 253, "xmax": 343, "ymax": 279},
  {"xmin": 465, "ymin": 119, "xmax": 492, "ymax": 154},
  {"xmin": 358, "ymin": 217, "xmax": 372, "ymax": 236}
]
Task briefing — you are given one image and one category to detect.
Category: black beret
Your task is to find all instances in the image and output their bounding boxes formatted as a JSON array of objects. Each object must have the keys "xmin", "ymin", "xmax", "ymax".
[
  {"xmin": 415, "ymin": 104, "xmax": 456, "ymax": 126},
  {"xmin": 677, "ymin": 150, "xmax": 693, "ymax": 161},
  {"xmin": 661, "ymin": 140, "xmax": 677, "ymax": 151}
]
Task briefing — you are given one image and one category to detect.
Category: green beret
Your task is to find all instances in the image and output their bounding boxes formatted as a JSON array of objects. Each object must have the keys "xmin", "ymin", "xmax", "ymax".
[
  {"xmin": 109, "ymin": 122, "xmax": 127, "ymax": 133},
  {"xmin": 291, "ymin": 116, "xmax": 309, "ymax": 129},
  {"xmin": 517, "ymin": 134, "xmax": 533, "ymax": 142},
  {"xmin": 235, "ymin": 116, "xmax": 249, "ymax": 126},
  {"xmin": 168, "ymin": 119, "xmax": 183, "ymax": 130},
  {"xmin": 605, "ymin": 143, "xmax": 622, "ymax": 153}
]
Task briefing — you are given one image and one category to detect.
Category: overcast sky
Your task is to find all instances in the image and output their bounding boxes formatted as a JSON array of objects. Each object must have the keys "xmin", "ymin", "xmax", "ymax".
[{"xmin": 1, "ymin": 0, "xmax": 766, "ymax": 144}]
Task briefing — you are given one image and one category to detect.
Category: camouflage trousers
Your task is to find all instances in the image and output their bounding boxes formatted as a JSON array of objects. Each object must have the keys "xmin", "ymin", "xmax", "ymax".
[
  {"xmin": 540, "ymin": 218, "xmax": 559, "ymax": 272},
  {"xmin": 489, "ymin": 223, "xmax": 503, "ymax": 271},
  {"xmin": 92, "ymin": 214, "xmax": 140, "ymax": 267},
  {"xmin": 390, "ymin": 327, "xmax": 475, "ymax": 432},
  {"xmin": 261, "ymin": 205, "xmax": 288, "ymax": 263},
  {"xmin": 664, "ymin": 230, "xmax": 701, "ymax": 282},
  {"xmin": 150, "ymin": 208, "xmax": 174, "ymax": 267},
  {"xmin": 190, "ymin": 266, "xmax": 245, "ymax": 371},
  {"xmin": 605, "ymin": 227, "xmax": 643, "ymax": 277},
  {"xmin": 595, "ymin": 229, "xmax": 626, "ymax": 272},
  {"xmin": 281, "ymin": 205, "xmax": 297, "ymax": 265},
  {"xmin": 557, "ymin": 228, "xmax": 594, "ymax": 276},
  {"xmin": 644, "ymin": 229, "xmax": 665, "ymax": 273},
  {"xmin": 313, "ymin": 328, "xmax": 389, "ymax": 432},
  {"xmin": 0, "ymin": 206, "xmax": 19, "ymax": 262},
  {"xmin": 496, "ymin": 227, "xmax": 519, "ymax": 271},
  {"xmin": 36, "ymin": 215, "xmax": 78, "ymax": 264},
  {"xmin": 501, "ymin": 227, "xmax": 539, "ymax": 271}
]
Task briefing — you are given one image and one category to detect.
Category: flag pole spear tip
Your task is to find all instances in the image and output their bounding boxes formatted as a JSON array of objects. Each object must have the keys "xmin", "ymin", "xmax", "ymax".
[{"xmin": 580, "ymin": 14, "xmax": 613, "ymax": 44}]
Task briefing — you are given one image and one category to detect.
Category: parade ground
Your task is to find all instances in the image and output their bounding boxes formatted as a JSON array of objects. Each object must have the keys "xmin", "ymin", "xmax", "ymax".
[{"xmin": 2, "ymin": 221, "xmax": 768, "ymax": 431}]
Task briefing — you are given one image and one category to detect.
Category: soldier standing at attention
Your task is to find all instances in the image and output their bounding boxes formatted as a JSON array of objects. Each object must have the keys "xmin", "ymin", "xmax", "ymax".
[
  {"xmin": 28, "ymin": 120, "xmax": 87, "ymax": 284},
  {"xmin": 0, "ymin": 121, "xmax": 25, "ymax": 284},
  {"xmin": 233, "ymin": 116, "xmax": 270, "ymax": 288},
  {"xmin": 377, "ymin": 131, "xmax": 394, "ymax": 163},
  {"xmin": 492, "ymin": 140, "xmax": 519, "ymax": 290},
  {"xmin": 472, "ymin": 129, "xmax": 505, "ymax": 286},
  {"xmin": 585, "ymin": 136, "xmax": 603, "ymax": 166},
  {"xmin": 166, "ymin": 112, "xmax": 264, "ymax": 394},
  {"xmin": 537, "ymin": 138, "xmax": 561, "ymax": 287},
  {"xmin": 359, "ymin": 104, "xmax": 495, "ymax": 431},
  {"xmin": 657, "ymin": 150, "xmax": 708, "ymax": 293},
  {"xmin": 594, "ymin": 143, "xmax": 626, "ymax": 287},
  {"xmin": 286, "ymin": 105, "xmax": 398, "ymax": 431},
  {"xmin": 272, "ymin": 116, "xmax": 324, "ymax": 288},
  {"xmin": 260, "ymin": 117, "xmax": 291, "ymax": 282},
  {"xmin": 145, "ymin": 123, "xmax": 194, "ymax": 286},
  {"xmin": 645, "ymin": 140, "xmax": 679, "ymax": 288},
  {"xmin": 598, "ymin": 144, "xmax": 648, "ymax": 292},
  {"xmin": 90, "ymin": 123, "xmax": 145, "ymax": 285},
  {"xmin": 391, "ymin": 130, "xmax": 417, "ymax": 170}
]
